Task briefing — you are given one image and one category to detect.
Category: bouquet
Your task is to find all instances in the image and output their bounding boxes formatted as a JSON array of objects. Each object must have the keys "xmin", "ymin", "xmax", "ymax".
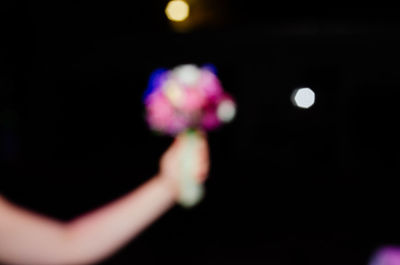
[{"xmin": 143, "ymin": 64, "xmax": 236, "ymax": 207}]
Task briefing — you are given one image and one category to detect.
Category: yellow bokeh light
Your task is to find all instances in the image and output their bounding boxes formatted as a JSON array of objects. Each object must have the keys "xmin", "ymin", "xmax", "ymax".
[{"xmin": 165, "ymin": 0, "xmax": 190, "ymax": 22}]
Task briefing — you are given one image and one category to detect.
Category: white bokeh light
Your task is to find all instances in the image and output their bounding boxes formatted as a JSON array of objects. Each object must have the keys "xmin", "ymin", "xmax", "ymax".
[{"xmin": 291, "ymin": 87, "xmax": 315, "ymax": 109}]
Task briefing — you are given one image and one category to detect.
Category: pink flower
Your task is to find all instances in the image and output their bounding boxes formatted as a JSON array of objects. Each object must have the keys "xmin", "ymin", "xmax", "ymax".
[
  {"xmin": 198, "ymin": 70, "xmax": 223, "ymax": 100},
  {"xmin": 167, "ymin": 114, "xmax": 189, "ymax": 135},
  {"xmin": 181, "ymin": 88, "xmax": 206, "ymax": 113},
  {"xmin": 144, "ymin": 64, "xmax": 235, "ymax": 135},
  {"xmin": 146, "ymin": 92, "xmax": 175, "ymax": 132},
  {"xmin": 201, "ymin": 107, "xmax": 221, "ymax": 130}
]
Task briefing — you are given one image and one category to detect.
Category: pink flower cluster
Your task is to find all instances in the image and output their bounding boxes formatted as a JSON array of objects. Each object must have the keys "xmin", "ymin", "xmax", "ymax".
[{"xmin": 143, "ymin": 64, "xmax": 236, "ymax": 135}]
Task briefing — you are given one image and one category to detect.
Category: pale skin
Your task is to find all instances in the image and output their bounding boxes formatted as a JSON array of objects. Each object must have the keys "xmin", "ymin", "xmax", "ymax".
[{"xmin": 0, "ymin": 132, "xmax": 209, "ymax": 265}]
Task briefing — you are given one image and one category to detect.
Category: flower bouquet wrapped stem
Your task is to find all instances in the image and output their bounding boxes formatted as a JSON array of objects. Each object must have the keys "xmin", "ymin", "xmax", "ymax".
[{"xmin": 176, "ymin": 129, "xmax": 205, "ymax": 207}]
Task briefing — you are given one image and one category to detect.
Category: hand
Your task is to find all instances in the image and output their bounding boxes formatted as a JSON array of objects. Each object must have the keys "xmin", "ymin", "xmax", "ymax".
[{"xmin": 158, "ymin": 131, "xmax": 210, "ymax": 199}]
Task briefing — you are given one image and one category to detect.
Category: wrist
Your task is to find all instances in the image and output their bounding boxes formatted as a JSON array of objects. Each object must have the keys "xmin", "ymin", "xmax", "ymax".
[{"xmin": 155, "ymin": 174, "xmax": 180, "ymax": 202}]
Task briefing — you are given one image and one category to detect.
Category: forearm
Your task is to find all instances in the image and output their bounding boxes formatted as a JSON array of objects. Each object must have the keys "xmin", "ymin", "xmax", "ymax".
[
  {"xmin": 64, "ymin": 175, "xmax": 178, "ymax": 264},
  {"xmin": 0, "ymin": 176, "xmax": 178, "ymax": 265}
]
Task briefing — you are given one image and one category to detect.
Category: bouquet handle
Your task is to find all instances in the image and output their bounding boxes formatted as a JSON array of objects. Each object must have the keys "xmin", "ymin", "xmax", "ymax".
[{"xmin": 177, "ymin": 130, "xmax": 205, "ymax": 208}]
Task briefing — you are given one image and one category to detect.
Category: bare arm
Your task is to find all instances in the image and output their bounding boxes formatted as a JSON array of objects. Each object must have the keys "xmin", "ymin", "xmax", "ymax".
[
  {"xmin": 0, "ymin": 133, "xmax": 209, "ymax": 265},
  {"xmin": 0, "ymin": 177, "xmax": 176, "ymax": 265}
]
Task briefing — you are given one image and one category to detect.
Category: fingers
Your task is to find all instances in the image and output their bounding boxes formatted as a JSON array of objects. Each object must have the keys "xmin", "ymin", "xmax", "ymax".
[
  {"xmin": 199, "ymin": 137, "xmax": 210, "ymax": 182},
  {"xmin": 163, "ymin": 131, "xmax": 210, "ymax": 184}
]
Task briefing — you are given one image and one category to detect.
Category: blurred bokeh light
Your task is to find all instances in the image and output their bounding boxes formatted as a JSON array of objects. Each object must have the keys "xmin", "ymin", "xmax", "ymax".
[
  {"xmin": 291, "ymin": 87, "xmax": 316, "ymax": 109},
  {"xmin": 165, "ymin": 0, "xmax": 190, "ymax": 22}
]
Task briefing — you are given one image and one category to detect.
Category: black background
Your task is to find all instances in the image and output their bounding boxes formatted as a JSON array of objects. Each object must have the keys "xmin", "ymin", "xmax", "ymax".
[{"xmin": 1, "ymin": 3, "xmax": 400, "ymax": 265}]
